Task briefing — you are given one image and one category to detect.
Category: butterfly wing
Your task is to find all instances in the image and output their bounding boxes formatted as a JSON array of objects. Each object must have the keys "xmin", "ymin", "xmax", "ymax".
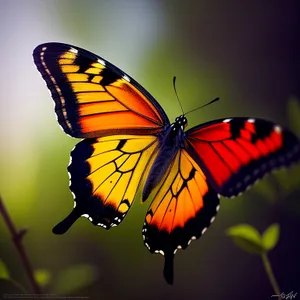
[
  {"xmin": 53, "ymin": 135, "xmax": 159, "ymax": 234},
  {"xmin": 185, "ymin": 118, "xmax": 300, "ymax": 197},
  {"xmin": 33, "ymin": 43, "xmax": 169, "ymax": 138},
  {"xmin": 33, "ymin": 42, "xmax": 171, "ymax": 233},
  {"xmin": 142, "ymin": 149, "xmax": 219, "ymax": 284}
]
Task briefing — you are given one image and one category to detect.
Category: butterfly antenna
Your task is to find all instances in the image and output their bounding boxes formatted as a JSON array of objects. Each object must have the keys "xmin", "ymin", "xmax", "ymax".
[
  {"xmin": 185, "ymin": 97, "xmax": 220, "ymax": 116},
  {"xmin": 173, "ymin": 76, "xmax": 184, "ymax": 115}
]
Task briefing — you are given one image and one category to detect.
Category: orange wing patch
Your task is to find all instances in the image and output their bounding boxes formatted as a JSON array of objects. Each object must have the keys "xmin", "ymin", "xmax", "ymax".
[
  {"xmin": 142, "ymin": 149, "xmax": 219, "ymax": 284},
  {"xmin": 146, "ymin": 151, "xmax": 208, "ymax": 233},
  {"xmin": 33, "ymin": 43, "xmax": 168, "ymax": 138}
]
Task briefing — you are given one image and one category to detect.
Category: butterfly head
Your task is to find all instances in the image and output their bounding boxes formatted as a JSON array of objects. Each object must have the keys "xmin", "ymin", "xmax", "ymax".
[{"xmin": 174, "ymin": 115, "xmax": 188, "ymax": 131}]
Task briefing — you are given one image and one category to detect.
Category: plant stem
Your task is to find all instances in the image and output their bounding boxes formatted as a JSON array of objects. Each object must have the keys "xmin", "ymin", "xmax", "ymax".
[
  {"xmin": 261, "ymin": 252, "xmax": 281, "ymax": 299},
  {"xmin": 0, "ymin": 195, "xmax": 41, "ymax": 294}
]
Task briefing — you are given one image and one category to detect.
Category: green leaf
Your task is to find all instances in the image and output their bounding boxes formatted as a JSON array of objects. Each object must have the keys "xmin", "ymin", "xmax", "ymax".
[
  {"xmin": 0, "ymin": 259, "xmax": 10, "ymax": 280},
  {"xmin": 262, "ymin": 223, "xmax": 280, "ymax": 251},
  {"xmin": 53, "ymin": 264, "xmax": 98, "ymax": 295},
  {"xmin": 226, "ymin": 224, "xmax": 264, "ymax": 254},
  {"xmin": 34, "ymin": 269, "xmax": 51, "ymax": 287},
  {"xmin": 287, "ymin": 96, "xmax": 300, "ymax": 135}
]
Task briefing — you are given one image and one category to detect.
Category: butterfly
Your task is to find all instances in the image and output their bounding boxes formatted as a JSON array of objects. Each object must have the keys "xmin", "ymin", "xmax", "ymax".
[{"xmin": 33, "ymin": 42, "xmax": 300, "ymax": 284}]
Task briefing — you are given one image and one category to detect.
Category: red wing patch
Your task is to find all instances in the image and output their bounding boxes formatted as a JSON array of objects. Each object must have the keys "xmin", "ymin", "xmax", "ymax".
[{"xmin": 185, "ymin": 118, "xmax": 300, "ymax": 197}]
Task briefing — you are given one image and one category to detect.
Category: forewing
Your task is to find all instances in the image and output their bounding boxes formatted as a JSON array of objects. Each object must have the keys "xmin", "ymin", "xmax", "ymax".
[
  {"xmin": 33, "ymin": 43, "xmax": 169, "ymax": 138},
  {"xmin": 185, "ymin": 118, "xmax": 300, "ymax": 197}
]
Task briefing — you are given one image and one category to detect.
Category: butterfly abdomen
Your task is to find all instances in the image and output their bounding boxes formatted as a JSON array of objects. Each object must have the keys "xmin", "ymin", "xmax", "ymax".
[{"xmin": 142, "ymin": 125, "xmax": 184, "ymax": 201}]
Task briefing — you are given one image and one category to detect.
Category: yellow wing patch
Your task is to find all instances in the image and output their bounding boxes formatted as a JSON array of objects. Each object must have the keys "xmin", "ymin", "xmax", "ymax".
[{"xmin": 68, "ymin": 135, "xmax": 159, "ymax": 229}]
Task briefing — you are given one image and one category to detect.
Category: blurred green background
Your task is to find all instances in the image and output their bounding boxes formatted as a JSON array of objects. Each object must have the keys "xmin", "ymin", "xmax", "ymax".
[{"xmin": 0, "ymin": 1, "xmax": 299, "ymax": 299}]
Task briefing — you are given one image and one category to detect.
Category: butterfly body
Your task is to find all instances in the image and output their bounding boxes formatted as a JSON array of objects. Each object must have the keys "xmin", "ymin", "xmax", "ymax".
[
  {"xmin": 33, "ymin": 42, "xmax": 300, "ymax": 285},
  {"xmin": 143, "ymin": 116, "xmax": 187, "ymax": 201}
]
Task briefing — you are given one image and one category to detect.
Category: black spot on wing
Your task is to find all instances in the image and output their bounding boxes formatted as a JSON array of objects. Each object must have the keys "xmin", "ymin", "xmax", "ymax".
[
  {"xmin": 229, "ymin": 119, "xmax": 274, "ymax": 143},
  {"xmin": 250, "ymin": 119, "xmax": 273, "ymax": 143},
  {"xmin": 119, "ymin": 199, "xmax": 130, "ymax": 208},
  {"xmin": 74, "ymin": 53, "xmax": 93, "ymax": 73},
  {"xmin": 229, "ymin": 119, "xmax": 245, "ymax": 139},
  {"xmin": 87, "ymin": 74, "xmax": 95, "ymax": 82},
  {"xmin": 100, "ymin": 68, "xmax": 122, "ymax": 86},
  {"xmin": 116, "ymin": 139, "xmax": 127, "ymax": 150},
  {"xmin": 187, "ymin": 167, "xmax": 196, "ymax": 181}
]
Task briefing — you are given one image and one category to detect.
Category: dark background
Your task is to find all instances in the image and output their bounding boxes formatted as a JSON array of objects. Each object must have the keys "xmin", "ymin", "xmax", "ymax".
[{"xmin": 0, "ymin": 0, "xmax": 299, "ymax": 299}]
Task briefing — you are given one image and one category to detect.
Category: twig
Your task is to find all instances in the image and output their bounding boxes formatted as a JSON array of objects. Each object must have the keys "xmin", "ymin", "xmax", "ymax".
[
  {"xmin": 261, "ymin": 252, "xmax": 281, "ymax": 299},
  {"xmin": 0, "ymin": 195, "xmax": 41, "ymax": 294}
]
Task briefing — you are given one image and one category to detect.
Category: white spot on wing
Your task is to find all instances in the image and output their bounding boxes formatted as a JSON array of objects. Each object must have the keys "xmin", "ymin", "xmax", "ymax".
[
  {"xmin": 223, "ymin": 118, "xmax": 232, "ymax": 123},
  {"xmin": 210, "ymin": 216, "xmax": 216, "ymax": 223},
  {"xmin": 274, "ymin": 125, "xmax": 282, "ymax": 133},
  {"xmin": 73, "ymin": 201, "xmax": 76, "ymax": 208},
  {"xmin": 247, "ymin": 118, "xmax": 255, "ymax": 123},
  {"xmin": 97, "ymin": 58, "xmax": 106, "ymax": 66},
  {"xmin": 70, "ymin": 47, "xmax": 78, "ymax": 54},
  {"xmin": 216, "ymin": 205, "xmax": 220, "ymax": 212},
  {"xmin": 159, "ymin": 250, "xmax": 164, "ymax": 256},
  {"xmin": 123, "ymin": 74, "xmax": 130, "ymax": 82},
  {"xmin": 81, "ymin": 214, "xmax": 89, "ymax": 218},
  {"xmin": 88, "ymin": 217, "xmax": 93, "ymax": 222},
  {"xmin": 68, "ymin": 156, "xmax": 73, "ymax": 167},
  {"xmin": 202, "ymin": 227, "xmax": 207, "ymax": 234}
]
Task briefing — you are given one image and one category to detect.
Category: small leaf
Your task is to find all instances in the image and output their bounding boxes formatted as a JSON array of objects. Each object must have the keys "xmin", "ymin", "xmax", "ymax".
[
  {"xmin": 262, "ymin": 223, "xmax": 280, "ymax": 251},
  {"xmin": 0, "ymin": 259, "xmax": 10, "ymax": 280},
  {"xmin": 226, "ymin": 224, "xmax": 264, "ymax": 254},
  {"xmin": 53, "ymin": 264, "xmax": 98, "ymax": 295},
  {"xmin": 287, "ymin": 96, "xmax": 300, "ymax": 135},
  {"xmin": 34, "ymin": 269, "xmax": 51, "ymax": 287}
]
